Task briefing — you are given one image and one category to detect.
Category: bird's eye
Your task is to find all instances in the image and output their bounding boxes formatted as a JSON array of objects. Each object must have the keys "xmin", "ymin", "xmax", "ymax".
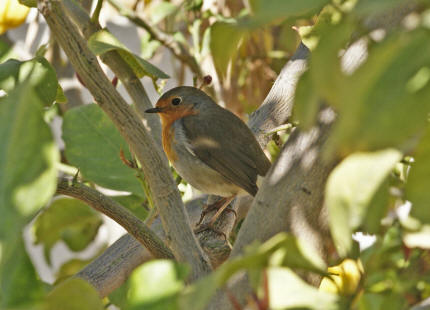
[{"xmin": 171, "ymin": 97, "xmax": 182, "ymax": 105}]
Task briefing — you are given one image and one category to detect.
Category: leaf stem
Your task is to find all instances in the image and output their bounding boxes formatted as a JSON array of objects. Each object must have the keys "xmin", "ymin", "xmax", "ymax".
[{"xmin": 91, "ymin": 0, "xmax": 103, "ymax": 23}]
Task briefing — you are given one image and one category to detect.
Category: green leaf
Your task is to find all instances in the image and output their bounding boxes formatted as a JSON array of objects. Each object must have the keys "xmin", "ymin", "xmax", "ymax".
[
  {"xmin": 326, "ymin": 149, "xmax": 402, "ymax": 256},
  {"xmin": 353, "ymin": 0, "xmax": 405, "ymax": 17},
  {"xmin": 267, "ymin": 267, "xmax": 337, "ymax": 309},
  {"xmin": 357, "ymin": 293, "xmax": 385, "ymax": 310},
  {"xmin": 109, "ymin": 280, "xmax": 131, "ymax": 309},
  {"xmin": 309, "ymin": 18, "xmax": 355, "ymax": 107},
  {"xmin": 149, "ymin": 1, "xmax": 178, "ymax": 24},
  {"xmin": 126, "ymin": 260, "xmax": 188, "ymax": 310},
  {"xmin": 248, "ymin": 0, "xmax": 330, "ymax": 27},
  {"xmin": 180, "ymin": 233, "xmax": 327, "ymax": 310},
  {"xmin": 362, "ymin": 178, "xmax": 390, "ymax": 234},
  {"xmin": 0, "ymin": 57, "xmax": 61, "ymax": 106},
  {"xmin": 112, "ymin": 194, "xmax": 148, "ymax": 221},
  {"xmin": 185, "ymin": 0, "xmax": 203, "ymax": 11},
  {"xmin": 62, "ymin": 104, "xmax": 145, "ymax": 195},
  {"xmin": 0, "ymin": 38, "xmax": 14, "ymax": 63},
  {"xmin": 210, "ymin": 21, "xmax": 245, "ymax": 77},
  {"xmin": 55, "ymin": 84, "xmax": 67, "ymax": 103},
  {"xmin": 285, "ymin": 11, "xmax": 354, "ymax": 130},
  {"xmin": 0, "ymin": 237, "xmax": 46, "ymax": 309},
  {"xmin": 141, "ymin": 31, "xmax": 161, "ymax": 59},
  {"xmin": 133, "ymin": 53, "xmax": 170, "ymax": 79},
  {"xmin": 18, "ymin": 0, "xmax": 37, "ymax": 8},
  {"xmin": 361, "ymin": 226, "xmax": 402, "ymax": 273},
  {"xmin": 87, "ymin": 29, "xmax": 169, "ymax": 83},
  {"xmin": 293, "ymin": 69, "xmax": 320, "ymax": 129},
  {"xmin": 406, "ymin": 126, "xmax": 430, "ymax": 223},
  {"xmin": 179, "ymin": 272, "xmax": 218, "ymax": 310},
  {"xmin": 378, "ymin": 292, "xmax": 407, "ymax": 310},
  {"xmin": 266, "ymin": 140, "xmax": 281, "ymax": 161},
  {"xmin": 0, "ymin": 83, "xmax": 58, "ymax": 238},
  {"xmin": 326, "ymin": 28, "xmax": 430, "ymax": 157},
  {"xmin": 55, "ymin": 257, "xmax": 96, "ymax": 283},
  {"xmin": 267, "ymin": 233, "xmax": 327, "ymax": 273},
  {"xmin": 46, "ymin": 278, "xmax": 104, "ymax": 310},
  {"xmin": 33, "ymin": 198, "xmax": 103, "ymax": 264}
]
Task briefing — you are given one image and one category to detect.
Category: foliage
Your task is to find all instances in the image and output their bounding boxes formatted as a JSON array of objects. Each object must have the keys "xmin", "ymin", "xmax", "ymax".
[
  {"xmin": 1, "ymin": 0, "xmax": 430, "ymax": 309},
  {"xmin": 87, "ymin": 29, "xmax": 169, "ymax": 91}
]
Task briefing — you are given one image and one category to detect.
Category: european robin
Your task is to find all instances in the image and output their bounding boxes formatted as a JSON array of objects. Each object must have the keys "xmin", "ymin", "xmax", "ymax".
[{"xmin": 145, "ymin": 86, "xmax": 271, "ymax": 232}]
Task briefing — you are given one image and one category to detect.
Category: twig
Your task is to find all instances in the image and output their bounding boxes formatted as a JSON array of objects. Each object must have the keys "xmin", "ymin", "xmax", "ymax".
[
  {"xmin": 119, "ymin": 149, "xmax": 157, "ymax": 220},
  {"xmin": 107, "ymin": 0, "xmax": 203, "ymax": 78},
  {"xmin": 263, "ymin": 123, "xmax": 294, "ymax": 136},
  {"xmin": 56, "ymin": 177, "xmax": 174, "ymax": 259},
  {"xmin": 90, "ymin": 0, "xmax": 103, "ymax": 23}
]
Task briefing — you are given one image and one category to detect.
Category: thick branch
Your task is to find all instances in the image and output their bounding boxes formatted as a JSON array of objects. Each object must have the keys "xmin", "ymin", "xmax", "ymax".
[
  {"xmin": 38, "ymin": 0, "xmax": 211, "ymax": 280},
  {"xmin": 236, "ymin": 108, "xmax": 336, "ymax": 255},
  {"xmin": 249, "ymin": 42, "xmax": 310, "ymax": 146},
  {"xmin": 75, "ymin": 197, "xmax": 204, "ymax": 297},
  {"xmin": 76, "ymin": 197, "xmax": 252, "ymax": 297},
  {"xmin": 56, "ymin": 177, "xmax": 174, "ymax": 260},
  {"xmin": 77, "ymin": 233, "xmax": 149, "ymax": 297}
]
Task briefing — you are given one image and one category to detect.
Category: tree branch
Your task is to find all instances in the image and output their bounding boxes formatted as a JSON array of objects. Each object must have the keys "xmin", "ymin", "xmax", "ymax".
[
  {"xmin": 56, "ymin": 177, "xmax": 174, "ymax": 260},
  {"xmin": 74, "ymin": 196, "xmax": 254, "ymax": 297},
  {"xmin": 106, "ymin": 0, "xmax": 203, "ymax": 79},
  {"xmin": 38, "ymin": 0, "xmax": 211, "ymax": 280},
  {"xmin": 249, "ymin": 42, "xmax": 310, "ymax": 146},
  {"xmin": 77, "ymin": 233, "xmax": 150, "ymax": 297},
  {"xmin": 75, "ymin": 198, "xmax": 195, "ymax": 297},
  {"xmin": 62, "ymin": 0, "xmax": 162, "ymax": 145}
]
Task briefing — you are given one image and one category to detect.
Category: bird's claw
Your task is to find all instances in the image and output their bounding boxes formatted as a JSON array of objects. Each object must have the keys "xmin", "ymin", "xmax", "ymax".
[
  {"xmin": 196, "ymin": 206, "xmax": 237, "ymax": 226},
  {"xmin": 196, "ymin": 203, "xmax": 219, "ymax": 226},
  {"xmin": 196, "ymin": 197, "xmax": 237, "ymax": 226},
  {"xmin": 194, "ymin": 223, "xmax": 227, "ymax": 240}
]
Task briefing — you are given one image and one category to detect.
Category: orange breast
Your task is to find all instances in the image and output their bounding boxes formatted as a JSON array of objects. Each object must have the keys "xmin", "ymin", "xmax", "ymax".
[
  {"xmin": 162, "ymin": 121, "xmax": 177, "ymax": 162},
  {"xmin": 159, "ymin": 107, "xmax": 198, "ymax": 163}
]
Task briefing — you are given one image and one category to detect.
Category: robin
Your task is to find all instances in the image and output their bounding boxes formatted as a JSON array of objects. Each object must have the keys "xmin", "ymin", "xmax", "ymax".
[{"xmin": 145, "ymin": 86, "xmax": 271, "ymax": 233}]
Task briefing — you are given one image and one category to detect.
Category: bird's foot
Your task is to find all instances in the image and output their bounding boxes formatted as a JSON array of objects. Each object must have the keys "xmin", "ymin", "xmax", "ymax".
[
  {"xmin": 194, "ymin": 196, "xmax": 237, "ymax": 239},
  {"xmin": 194, "ymin": 223, "xmax": 227, "ymax": 240},
  {"xmin": 196, "ymin": 196, "xmax": 237, "ymax": 226},
  {"xmin": 196, "ymin": 198, "xmax": 226, "ymax": 226}
]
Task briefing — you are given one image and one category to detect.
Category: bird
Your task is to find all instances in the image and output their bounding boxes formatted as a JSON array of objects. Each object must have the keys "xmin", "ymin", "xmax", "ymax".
[{"xmin": 145, "ymin": 86, "xmax": 271, "ymax": 234}]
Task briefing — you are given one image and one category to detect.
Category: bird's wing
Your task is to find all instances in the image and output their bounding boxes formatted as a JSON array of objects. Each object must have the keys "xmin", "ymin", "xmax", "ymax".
[{"xmin": 181, "ymin": 105, "xmax": 270, "ymax": 196}]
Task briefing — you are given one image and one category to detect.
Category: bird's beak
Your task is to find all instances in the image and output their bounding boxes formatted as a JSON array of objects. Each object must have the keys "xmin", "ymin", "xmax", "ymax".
[{"xmin": 145, "ymin": 107, "xmax": 163, "ymax": 113}]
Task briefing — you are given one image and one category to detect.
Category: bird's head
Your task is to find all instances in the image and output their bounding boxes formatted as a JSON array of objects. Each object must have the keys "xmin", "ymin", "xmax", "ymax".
[{"xmin": 145, "ymin": 86, "xmax": 209, "ymax": 124}]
